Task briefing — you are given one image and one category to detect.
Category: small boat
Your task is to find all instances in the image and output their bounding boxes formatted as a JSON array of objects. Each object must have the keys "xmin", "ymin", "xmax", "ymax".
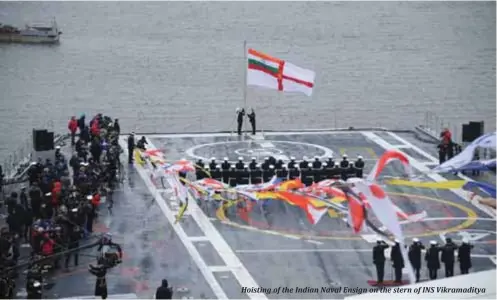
[{"xmin": 0, "ymin": 18, "xmax": 62, "ymax": 44}]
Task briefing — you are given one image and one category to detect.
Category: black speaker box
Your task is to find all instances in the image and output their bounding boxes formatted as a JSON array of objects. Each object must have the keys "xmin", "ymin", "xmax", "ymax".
[
  {"xmin": 468, "ymin": 121, "xmax": 484, "ymax": 137},
  {"xmin": 32, "ymin": 129, "xmax": 48, "ymax": 151},
  {"xmin": 462, "ymin": 124, "xmax": 471, "ymax": 143},
  {"xmin": 44, "ymin": 132, "xmax": 54, "ymax": 151}
]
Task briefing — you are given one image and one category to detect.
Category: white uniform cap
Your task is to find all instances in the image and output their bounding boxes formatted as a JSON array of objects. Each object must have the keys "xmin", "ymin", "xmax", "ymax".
[
  {"xmin": 328, "ymin": 155, "xmax": 333, "ymax": 159},
  {"xmin": 290, "ymin": 156, "xmax": 295, "ymax": 160},
  {"xmin": 204, "ymin": 166, "xmax": 210, "ymax": 170},
  {"xmin": 307, "ymin": 162, "xmax": 312, "ymax": 168},
  {"xmin": 376, "ymin": 237, "xmax": 383, "ymax": 242},
  {"xmin": 394, "ymin": 239, "xmax": 400, "ymax": 243},
  {"xmin": 269, "ymin": 165, "xmax": 274, "ymax": 169},
  {"xmin": 251, "ymin": 157, "xmax": 256, "ymax": 160},
  {"xmin": 264, "ymin": 157, "xmax": 269, "ymax": 160},
  {"xmin": 244, "ymin": 164, "xmax": 248, "ymax": 168},
  {"xmin": 343, "ymin": 154, "xmax": 348, "ymax": 158},
  {"xmin": 335, "ymin": 162, "xmax": 340, "ymax": 166},
  {"xmin": 236, "ymin": 107, "xmax": 240, "ymax": 112},
  {"xmin": 238, "ymin": 157, "xmax": 243, "ymax": 160},
  {"xmin": 216, "ymin": 164, "xmax": 221, "ymax": 169},
  {"xmin": 211, "ymin": 157, "xmax": 216, "ymax": 161},
  {"xmin": 256, "ymin": 163, "xmax": 261, "ymax": 168},
  {"xmin": 30, "ymin": 162, "xmax": 37, "ymax": 166},
  {"xmin": 282, "ymin": 165, "xmax": 287, "ymax": 168},
  {"xmin": 358, "ymin": 155, "xmax": 363, "ymax": 159},
  {"xmin": 33, "ymin": 281, "xmax": 41, "ymax": 288},
  {"xmin": 230, "ymin": 164, "xmax": 235, "ymax": 168},
  {"xmin": 314, "ymin": 156, "xmax": 319, "ymax": 159},
  {"xmin": 131, "ymin": 132, "xmax": 135, "ymax": 135},
  {"xmin": 71, "ymin": 208, "xmax": 78, "ymax": 212},
  {"xmin": 303, "ymin": 156, "xmax": 308, "ymax": 160},
  {"xmin": 80, "ymin": 162, "xmax": 86, "ymax": 166},
  {"xmin": 45, "ymin": 192, "xmax": 51, "ymax": 196},
  {"xmin": 180, "ymin": 158, "xmax": 187, "ymax": 161},
  {"xmin": 55, "ymin": 145, "xmax": 61, "ymax": 149},
  {"xmin": 87, "ymin": 195, "xmax": 93, "ymax": 200},
  {"xmin": 430, "ymin": 240, "xmax": 437, "ymax": 245},
  {"xmin": 412, "ymin": 238, "xmax": 420, "ymax": 242},
  {"xmin": 224, "ymin": 157, "xmax": 228, "ymax": 161},
  {"xmin": 462, "ymin": 238, "xmax": 469, "ymax": 244},
  {"xmin": 322, "ymin": 163, "xmax": 328, "ymax": 167}
]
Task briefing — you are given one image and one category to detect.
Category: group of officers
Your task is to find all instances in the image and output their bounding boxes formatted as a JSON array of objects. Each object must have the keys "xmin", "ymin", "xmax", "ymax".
[
  {"xmin": 373, "ymin": 237, "xmax": 474, "ymax": 285},
  {"xmin": 194, "ymin": 154, "xmax": 365, "ymax": 186}
]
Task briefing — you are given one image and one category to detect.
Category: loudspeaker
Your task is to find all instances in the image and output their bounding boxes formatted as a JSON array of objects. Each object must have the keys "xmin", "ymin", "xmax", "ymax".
[
  {"xmin": 32, "ymin": 129, "xmax": 54, "ymax": 151},
  {"xmin": 33, "ymin": 129, "xmax": 48, "ymax": 151},
  {"xmin": 468, "ymin": 121, "xmax": 484, "ymax": 137}
]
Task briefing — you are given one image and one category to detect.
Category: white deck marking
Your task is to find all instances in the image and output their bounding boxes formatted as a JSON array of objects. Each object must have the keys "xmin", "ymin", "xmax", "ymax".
[
  {"xmin": 189, "ymin": 236, "xmax": 210, "ymax": 242},
  {"xmin": 258, "ymin": 141, "xmax": 290, "ymax": 161},
  {"xmin": 306, "ymin": 240, "xmax": 324, "ymax": 245},
  {"xmin": 137, "ymin": 138, "xmax": 267, "ymax": 300},
  {"xmin": 142, "ymin": 130, "xmax": 363, "ymax": 139},
  {"xmin": 489, "ymin": 256, "xmax": 497, "ymax": 265},
  {"xmin": 259, "ymin": 142, "xmax": 275, "ymax": 148},
  {"xmin": 209, "ymin": 266, "xmax": 232, "ymax": 272},
  {"xmin": 362, "ymin": 131, "xmax": 496, "ymax": 219},
  {"xmin": 119, "ymin": 138, "xmax": 228, "ymax": 299}
]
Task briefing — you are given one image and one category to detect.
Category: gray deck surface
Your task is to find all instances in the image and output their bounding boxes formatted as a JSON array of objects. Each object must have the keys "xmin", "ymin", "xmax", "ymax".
[{"xmin": 20, "ymin": 130, "xmax": 495, "ymax": 299}]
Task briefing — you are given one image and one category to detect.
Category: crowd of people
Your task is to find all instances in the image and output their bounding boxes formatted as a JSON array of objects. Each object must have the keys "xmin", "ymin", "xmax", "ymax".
[
  {"xmin": 0, "ymin": 113, "xmax": 123, "ymax": 299},
  {"xmin": 194, "ymin": 155, "xmax": 365, "ymax": 187},
  {"xmin": 373, "ymin": 237, "xmax": 474, "ymax": 285}
]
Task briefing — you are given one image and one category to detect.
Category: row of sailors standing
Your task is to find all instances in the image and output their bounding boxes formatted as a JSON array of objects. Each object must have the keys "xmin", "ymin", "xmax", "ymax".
[{"xmin": 195, "ymin": 155, "xmax": 365, "ymax": 187}]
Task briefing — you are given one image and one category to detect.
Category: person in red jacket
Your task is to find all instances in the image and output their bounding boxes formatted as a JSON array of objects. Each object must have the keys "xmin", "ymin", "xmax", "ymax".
[
  {"xmin": 91, "ymin": 119, "xmax": 100, "ymax": 140},
  {"xmin": 68, "ymin": 116, "xmax": 78, "ymax": 146},
  {"xmin": 440, "ymin": 128, "xmax": 454, "ymax": 159},
  {"xmin": 52, "ymin": 181, "xmax": 62, "ymax": 207}
]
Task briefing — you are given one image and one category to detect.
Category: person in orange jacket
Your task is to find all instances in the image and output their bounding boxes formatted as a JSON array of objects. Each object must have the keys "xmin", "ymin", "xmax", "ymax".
[
  {"xmin": 51, "ymin": 181, "xmax": 62, "ymax": 207},
  {"xmin": 68, "ymin": 116, "xmax": 78, "ymax": 146}
]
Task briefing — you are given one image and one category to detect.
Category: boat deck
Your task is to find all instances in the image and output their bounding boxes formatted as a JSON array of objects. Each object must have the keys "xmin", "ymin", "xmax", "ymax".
[{"xmin": 18, "ymin": 130, "xmax": 496, "ymax": 299}]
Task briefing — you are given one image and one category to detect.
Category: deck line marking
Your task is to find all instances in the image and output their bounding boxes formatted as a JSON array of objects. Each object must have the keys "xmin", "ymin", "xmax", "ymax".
[
  {"xmin": 306, "ymin": 240, "xmax": 324, "ymax": 245},
  {"xmin": 143, "ymin": 139, "xmax": 267, "ymax": 300},
  {"xmin": 209, "ymin": 266, "xmax": 232, "ymax": 272},
  {"xmin": 259, "ymin": 142, "xmax": 275, "ymax": 148},
  {"xmin": 235, "ymin": 249, "xmax": 496, "ymax": 258},
  {"xmin": 119, "ymin": 138, "xmax": 228, "ymax": 299},
  {"xmin": 489, "ymin": 256, "xmax": 497, "ymax": 265},
  {"xmin": 139, "ymin": 131, "xmax": 362, "ymax": 139},
  {"xmin": 401, "ymin": 217, "xmax": 495, "ymax": 222},
  {"xmin": 362, "ymin": 131, "xmax": 496, "ymax": 219},
  {"xmin": 188, "ymin": 236, "xmax": 210, "ymax": 242}
]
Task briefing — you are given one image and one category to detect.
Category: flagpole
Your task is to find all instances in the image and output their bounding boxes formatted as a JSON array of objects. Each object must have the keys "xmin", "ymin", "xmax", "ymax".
[
  {"xmin": 243, "ymin": 40, "xmax": 247, "ymax": 109},
  {"xmin": 243, "ymin": 40, "xmax": 248, "ymax": 137}
]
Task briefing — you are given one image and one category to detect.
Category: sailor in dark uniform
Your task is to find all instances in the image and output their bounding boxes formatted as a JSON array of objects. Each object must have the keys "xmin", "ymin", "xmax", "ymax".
[
  {"xmin": 237, "ymin": 165, "xmax": 250, "ymax": 185},
  {"xmin": 331, "ymin": 162, "xmax": 342, "ymax": 179},
  {"xmin": 228, "ymin": 165, "xmax": 237, "ymax": 187},
  {"xmin": 287, "ymin": 157, "xmax": 297, "ymax": 169},
  {"xmin": 211, "ymin": 165, "xmax": 223, "ymax": 182},
  {"xmin": 127, "ymin": 132, "xmax": 135, "ymax": 164},
  {"xmin": 408, "ymin": 238, "xmax": 425, "ymax": 282},
  {"xmin": 263, "ymin": 165, "xmax": 275, "ymax": 182},
  {"xmin": 391, "ymin": 239, "xmax": 405, "ymax": 283},
  {"xmin": 247, "ymin": 108, "xmax": 256, "ymax": 135},
  {"xmin": 441, "ymin": 238, "xmax": 458, "ymax": 277},
  {"xmin": 299, "ymin": 156, "xmax": 309, "ymax": 169},
  {"xmin": 276, "ymin": 165, "xmax": 289, "ymax": 180},
  {"xmin": 340, "ymin": 154, "xmax": 349, "ymax": 168},
  {"xmin": 275, "ymin": 159, "xmax": 284, "ymax": 170},
  {"xmin": 249, "ymin": 157, "xmax": 257, "ymax": 170},
  {"xmin": 323, "ymin": 163, "xmax": 333, "ymax": 179},
  {"xmin": 195, "ymin": 159, "xmax": 206, "ymax": 180},
  {"xmin": 326, "ymin": 156, "xmax": 334, "ymax": 169},
  {"xmin": 301, "ymin": 163, "xmax": 314, "ymax": 186},
  {"xmin": 235, "ymin": 157, "xmax": 245, "ymax": 170},
  {"xmin": 344, "ymin": 162, "xmax": 356, "ymax": 180},
  {"xmin": 314, "ymin": 163, "xmax": 325, "ymax": 182},
  {"xmin": 222, "ymin": 162, "xmax": 230, "ymax": 184},
  {"xmin": 236, "ymin": 108, "xmax": 245, "ymax": 136},
  {"xmin": 221, "ymin": 157, "xmax": 230, "ymax": 171},
  {"xmin": 354, "ymin": 156, "xmax": 365, "ymax": 178},
  {"xmin": 250, "ymin": 164, "xmax": 263, "ymax": 184},
  {"xmin": 268, "ymin": 156, "xmax": 277, "ymax": 167},
  {"xmin": 209, "ymin": 157, "xmax": 217, "ymax": 170},
  {"xmin": 312, "ymin": 156, "xmax": 322, "ymax": 169},
  {"xmin": 289, "ymin": 165, "xmax": 300, "ymax": 180},
  {"xmin": 373, "ymin": 238, "xmax": 389, "ymax": 285},
  {"xmin": 458, "ymin": 238, "xmax": 473, "ymax": 274},
  {"xmin": 425, "ymin": 240, "xmax": 441, "ymax": 280},
  {"xmin": 261, "ymin": 157, "xmax": 270, "ymax": 171}
]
